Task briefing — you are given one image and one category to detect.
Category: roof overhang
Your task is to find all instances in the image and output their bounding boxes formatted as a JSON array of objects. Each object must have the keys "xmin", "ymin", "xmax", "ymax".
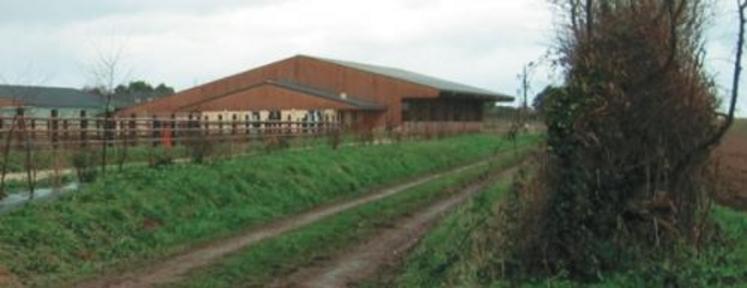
[{"xmin": 439, "ymin": 90, "xmax": 515, "ymax": 102}]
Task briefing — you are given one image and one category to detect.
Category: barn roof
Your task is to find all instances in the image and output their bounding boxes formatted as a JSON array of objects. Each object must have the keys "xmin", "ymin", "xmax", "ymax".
[
  {"xmin": 305, "ymin": 55, "xmax": 514, "ymax": 101},
  {"xmin": 0, "ymin": 85, "xmax": 104, "ymax": 109}
]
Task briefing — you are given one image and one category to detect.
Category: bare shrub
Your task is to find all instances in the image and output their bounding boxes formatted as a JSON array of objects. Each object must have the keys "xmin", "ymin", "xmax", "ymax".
[
  {"xmin": 50, "ymin": 150, "xmax": 66, "ymax": 191},
  {"xmin": 150, "ymin": 147, "xmax": 174, "ymax": 168},
  {"xmin": 264, "ymin": 135, "xmax": 290, "ymax": 153},
  {"xmin": 21, "ymin": 117, "xmax": 36, "ymax": 199},
  {"xmin": 506, "ymin": 0, "xmax": 745, "ymax": 279},
  {"xmin": 72, "ymin": 150, "xmax": 98, "ymax": 183},
  {"xmin": 116, "ymin": 122, "xmax": 130, "ymax": 171},
  {"xmin": 184, "ymin": 124, "xmax": 216, "ymax": 164},
  {"xmin": 474, "ymin": 158, "xmax": 550, "ymax": 280},
  {"xmin": 328, "ymin": 127, "xmax": 343, "ymax": 150}
]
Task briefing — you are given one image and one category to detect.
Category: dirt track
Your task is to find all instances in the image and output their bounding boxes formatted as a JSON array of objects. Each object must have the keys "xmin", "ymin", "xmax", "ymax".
[
  {"xmin": 270, "ymin": 167, "xmax": 516, "ymax": 288},
  {"xmin": 75, "ymin": 158, "xmax": 494, "ymax": 288}
]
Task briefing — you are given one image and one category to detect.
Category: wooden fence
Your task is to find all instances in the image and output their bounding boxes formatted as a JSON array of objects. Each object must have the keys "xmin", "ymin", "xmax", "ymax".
[
  {"xmin": 0, "ymin": 115, "xmax": 343, "ymax": 151},
  {"xmin": 0, "ymin": 114, "xmax": 490, "ymax": 153}
]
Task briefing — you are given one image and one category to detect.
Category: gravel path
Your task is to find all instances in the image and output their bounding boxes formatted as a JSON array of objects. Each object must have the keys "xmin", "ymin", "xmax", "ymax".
[{"xmin": 270, "ymin": 166, "xmax": 518, "ymax": 288}]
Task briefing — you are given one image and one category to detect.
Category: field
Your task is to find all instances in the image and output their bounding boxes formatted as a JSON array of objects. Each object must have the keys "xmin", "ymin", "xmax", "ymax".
[
  {"xmin": 0, "ymin": 133, "xmax": 540, "ymax": 287},
  {"xmin": 714, "ymin": 118, "xmax": 747, "ymax": 210}
]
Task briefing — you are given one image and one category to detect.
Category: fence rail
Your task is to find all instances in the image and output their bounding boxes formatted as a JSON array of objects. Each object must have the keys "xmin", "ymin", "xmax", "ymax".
[
  {"xmin": 0, "ymin": 115, "xmax": 489, "ymax": 153},
  {"xmin": 0, "ymin": 115, "xmax": 492, "ymax": 198},
  {"xmin": 0, "ymin": 115, "xmax": 343, "ymax": 151}
]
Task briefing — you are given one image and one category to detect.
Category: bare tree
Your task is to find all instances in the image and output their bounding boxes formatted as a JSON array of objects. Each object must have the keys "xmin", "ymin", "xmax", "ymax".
[
  {"xmin": 704, "ymin": 0, "xmax": 745, "ymax": 149},
  {"xmin": 0, "ymin": 82, "xmax": 22, "ymax": 200},
  {"xmin": 87, "ymin": 41, "xmax": 131, "ymax": 176},
  {"xmin": 510, "ymin": 0, "xmax": 732, "ymax": 276},
  {"xmin": 729, "ymin": 0, "xmax": 747, "ymax": 132},
  {"xmin": 0, "ymin": 69, "xmax": 50, "ymax": 200}
]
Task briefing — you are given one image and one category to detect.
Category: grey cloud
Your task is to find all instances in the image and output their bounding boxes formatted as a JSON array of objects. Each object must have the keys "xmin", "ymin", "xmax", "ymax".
[
  {"xmin": 0, "ymin": 0, "xmax": 274, "ymax": 25},
  {"xmin": 0, "ymin": 0, "xmax": 743, "ymax": 115}
]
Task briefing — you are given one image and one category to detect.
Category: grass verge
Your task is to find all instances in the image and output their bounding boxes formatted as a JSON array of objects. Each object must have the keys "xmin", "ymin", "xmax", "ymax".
[
  {"xmin": 0, "ymin": 133, "xmax": 539, "ymax": 287},
  {"xmin": 390, "ymin": 172, "xmax": 747, "ymax": 287},
  {"xmin": 165, "ymin": 145, "xmax": 532, "ymax": 288},
  {"xmin": 390, "ymin": 170, "xmax": 515, "ymax": 288}
]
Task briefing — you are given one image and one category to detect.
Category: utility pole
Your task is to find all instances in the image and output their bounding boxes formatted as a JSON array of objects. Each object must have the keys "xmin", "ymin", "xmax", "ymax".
[{"xmin": 519, "ymin": 62, "xmax": 534, "ymax": 126}]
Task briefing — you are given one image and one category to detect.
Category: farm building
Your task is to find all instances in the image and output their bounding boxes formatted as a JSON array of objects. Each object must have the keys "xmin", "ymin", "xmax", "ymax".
[
  {"xmin": 0, "ymin": 85, "xmax": 105, "ymax": 118},
  {"xmin": 118, "ymin": 55, "xmax": 514, "ymax": 131}
]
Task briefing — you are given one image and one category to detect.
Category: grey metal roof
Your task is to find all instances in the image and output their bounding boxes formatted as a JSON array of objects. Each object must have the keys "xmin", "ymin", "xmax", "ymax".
[
  {"xmin": 306, "ymin": 55, "xmax": 514, "ymax": 101},
  {"xmin": 0, "ymin": 85, "xmax": 105, "ymax": 109}
]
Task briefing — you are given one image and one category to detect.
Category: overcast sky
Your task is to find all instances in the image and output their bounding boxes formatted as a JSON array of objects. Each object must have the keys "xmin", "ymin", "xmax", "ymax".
[{"xmin": 0, "ymin": 0, "xmax": 744, "ymax": 116}]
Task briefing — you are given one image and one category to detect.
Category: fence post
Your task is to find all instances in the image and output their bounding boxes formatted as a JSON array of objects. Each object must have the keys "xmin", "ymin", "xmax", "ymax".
[
  {"xmin": 170, "ymin": 114, "xmax": 177, "ymax": 146},
  {"xmin": 244, "ymin": 114, "xmax": 250, "ymax": 143},
  {"xmin": 94, "ymin": 117, "xmax": 102, "ymax": 148},
  {"xmin": 62, "ymin": 119, "xmax": 69, "ymax": 149},
  {"xmin": 286, "ymin": 115, "xmax": 292, "ymax": 136},
  {"xmin": 129, "ymin": 114, "xmax": 137, "ymax": 147},
  {"xmin": 30, "ymin": 118, "xmax": 36, "ymax": 142},
  {"xmin": 50, "ymin": 109, "xmax": 59, "ymax": 149},
  {"xmin": 152, "ymin": 115, "xmax": 159, "ymax": 147},
  {"xmin": 80, "ymin": 110, "xmax": 88, "ymax": 148},
  {"xmin": 217, "ymin": 114, "xmax": 224, "ymax": 141},
  {"xmin": 230, "ymin": 114, "xmax": 237, "ymax": 148},
  {"xmin": 15, "ymin": 108, "xmax": 25, "ymax": 151}
]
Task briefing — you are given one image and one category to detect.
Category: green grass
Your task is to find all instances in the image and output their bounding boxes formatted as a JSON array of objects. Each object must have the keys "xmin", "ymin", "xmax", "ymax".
[
  {"xmin": 0, "ymin": 133, "xmax": 540, "ymax": 287},
  {"xmin": 392, "ymin": 173, "xmax": 514, "ymax": 288},
  {"xmin": 545, "ymin": 206, "xmax": 747, "ymax": 288},
  {"xmin": 0, "ymin": 145, "xmax": 189, "ymax": 174},
  {"xmin": 0, "ymin": 133, "xmax": 340, "ymax": 174},
  {"xmin": 391, "ymin": 174, "xmax": 747, "ymax": 287},
  {"xmin": 166, "ymin": 146, "xmax": 533, "ymax": 288}
]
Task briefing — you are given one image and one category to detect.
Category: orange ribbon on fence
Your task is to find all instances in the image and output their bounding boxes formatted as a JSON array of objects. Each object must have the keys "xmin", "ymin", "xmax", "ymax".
[{"xmin": 161, "ymin": 127, "xmax": 172, "ymax": 149}]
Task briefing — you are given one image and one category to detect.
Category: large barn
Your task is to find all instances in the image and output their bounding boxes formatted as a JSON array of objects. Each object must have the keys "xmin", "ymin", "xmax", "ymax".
[{"xmin": 118, "ymin": 55, "xmax": 514, "ymax": 131}]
